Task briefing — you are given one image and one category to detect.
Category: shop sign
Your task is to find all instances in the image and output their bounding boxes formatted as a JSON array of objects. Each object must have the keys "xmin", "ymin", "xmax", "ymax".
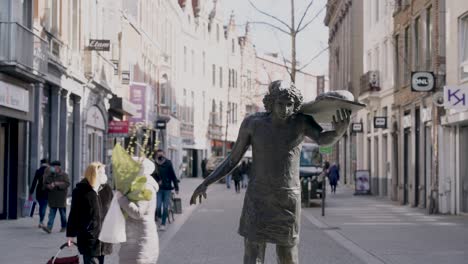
[
  {"xmin": 0, "ymin": 81, "xmax": 29, "ymax": 112},
  {"xmin": 122, "ymin": 71, "xmax": 130, "ymax": 84},
  {"xmin": 129, "ymin": 84, "xmax": 146, "ymax": 124},
  {"xmin": 156, "ymin": 120, "xmax": 167, "ymax": 130},
  {"xmin": 108, "ymin": 120, "xmax": 129, "ymax": 134},
  {"xmin": 411, "ymin": 72, "xmax": 435, "ymax": 92},
  {"xmin": 351, "ymin": 123, "xmax": 363, "ymax": 133},
  {"xmin": 374, "ymin": 117, "xmax": 387, "ymax": 129},
  {"xmin": 88, "ymin": 39, "xmax": 110, "ymax": 51},
  {"xmin": 355, "ymin": 170, "xmax": 371, "ymax": 195},
  {"xmin": 444, "ymin": 86, "xmax": 468, "ymax": 110},
  {"xmin": 319, "ymin": 146, "xmax": 332, "ymax": 154}
]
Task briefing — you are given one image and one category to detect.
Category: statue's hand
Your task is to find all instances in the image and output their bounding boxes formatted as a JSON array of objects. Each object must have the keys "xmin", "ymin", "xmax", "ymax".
[
  {"xmin": 190, "ymin": 184, "xmax": 208, "ymax": 205},
  {"xmin": 332, "ymin": 109, "xmax": 351, "ymax": 136}
]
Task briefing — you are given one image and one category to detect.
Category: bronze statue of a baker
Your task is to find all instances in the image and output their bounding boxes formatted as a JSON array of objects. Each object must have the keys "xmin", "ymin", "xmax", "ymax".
[{"xmin": 190, "ymin": 80, "xmax": 351, "ymax": 264}]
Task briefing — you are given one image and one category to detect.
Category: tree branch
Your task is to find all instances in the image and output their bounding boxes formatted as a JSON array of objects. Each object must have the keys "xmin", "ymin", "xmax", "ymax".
[
  {"xmin": 296, "ymin": 0, "xmax": 315, "ymax": 32},
  {"xmin": 297, "ymin": 4, "xmax": 326, "ymax": 32},
  {"xmin": 271, "ymin": 30, "xmax": 293, "ymax": 81},
  {"xmin": 250, "ymin": 21, "xmax": 291, "ymax": 35},
  {"xmin": 297, "ymin": 46, "xmax": 329, "ymax": 72},
  {"xmin": 249, "ymin": 0, "xmax": 292, "ymax": 32}
]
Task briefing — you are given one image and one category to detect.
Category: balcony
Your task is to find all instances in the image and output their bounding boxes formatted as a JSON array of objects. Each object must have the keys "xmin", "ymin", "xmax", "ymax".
[{"xmin": 0, "ymin": 22, "xmax": 48, "ymax": 79}]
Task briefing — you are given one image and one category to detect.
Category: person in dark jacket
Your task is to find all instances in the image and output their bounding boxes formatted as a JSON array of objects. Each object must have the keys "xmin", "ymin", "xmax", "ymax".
[
  {"xmin": 232, "ymin": 165, "xmax": 243, "ymax": 193},
  {"xmin": 152, "ymin": 149, "xmax": 179, "ymax": 231},
  {"xmin": 43, "ymin": 160, "xmax": 70, "ymax": 233},
  {"xmin": 67, "ymin": 162, "xmax": 113, "ymax": 264},
  {"xmin": 328, "ymin": 163, "xmax": 340, "ymax": 194},
  {"xmin": 29, "ymin": 158, "xmax": 49, "ymax": 228}
]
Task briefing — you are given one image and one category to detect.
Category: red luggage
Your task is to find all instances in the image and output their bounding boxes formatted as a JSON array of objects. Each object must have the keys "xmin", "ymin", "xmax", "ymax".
[{"xmin": 46, "ymin": 242, "xmax": 79, "ymax": 264}]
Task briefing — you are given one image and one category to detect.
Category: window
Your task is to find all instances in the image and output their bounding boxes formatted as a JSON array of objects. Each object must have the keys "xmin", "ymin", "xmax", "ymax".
[
  {"xmin": 202, "ymin": 52, "xmax": 206, "ymax": 76},
  {"xmin": 216, "ymin": 24, "xmax": 220, "ymax": 42},
  {"xmin": 228, "ymin": 69, "xmax": 232, "ymax": 88},
  {"xmin": 375, "ymin": 0, "xmax": 379, "ymax": 23},
  {"xmin": 220, "ymin": 102, "xmax": 223, "ymax": 124},
  {"xmin": 375, "ymin": 47, "xmax": 380, "ymax": 73},
  {"xmin": 383, "ymin": 40, "xmax": 388, "ymax": 81},
  {"xmin": 232, "ymin": 39, "xmax": 235, "ymax": 53},
  {"xmin": 219, "ymin": 67, "xmax": 223, "ymax": 88},
  {"xmin": 191, "ymin": 50, "xmax": 195, "ymax": 75},
  {"xmin": 414, "ymin": 17, "xmax": 421, "ymax": 70},
  {"xmin": 228, "ymin": 102, "xmax": 231, "ymax": 123},
  {"xmin": 425, "ymin": 7, "xmax": 433, "ymax": 70},
  {"xmin": 212, "ymin": 64, "xmax": 216, "ymax": 86},
  {"xmin": 394, "ymin": 34, "xmax": 400, "ymax": 88},
  {"xmin": 404, "ymin": 26, "xmax": 410, "ymax": 83},
  {"xmin": 184, "ymin": 46, "xmax": 187, "ymax": 72},
  {"xmin": 461, "ymin": 14, "xmax": 468, "ymax": 80}
]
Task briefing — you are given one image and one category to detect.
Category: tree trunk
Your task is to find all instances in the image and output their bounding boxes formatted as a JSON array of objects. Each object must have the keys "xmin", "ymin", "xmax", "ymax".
[{"xmin": 291, "ymin": 0, "xmax": 296, "ymax": 83}]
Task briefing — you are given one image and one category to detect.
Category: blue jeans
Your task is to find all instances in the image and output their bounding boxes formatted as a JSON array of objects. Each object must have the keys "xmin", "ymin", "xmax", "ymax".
[
  {"xmin": 156, "ymin": 190, "xmax": 172, "ymax": 225},
  {"xmin": 47, "ymin": 207, "xmax": 67, "ymax": 229},
  {"xmin": 226, "ymin": 175, "xmax": 232, "ymax": 188},
  {"xmin": 37, "ymin": 198, "xmax": 48, "ymax": 224}
]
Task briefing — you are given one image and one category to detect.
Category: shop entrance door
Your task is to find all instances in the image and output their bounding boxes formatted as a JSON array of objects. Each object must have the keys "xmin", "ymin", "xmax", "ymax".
[
  {"xmin": 460, "ymin": 126, "xmax": 468, "ymax": 213},
  {"xmin": 403, "ymin": 128, "xmax": 411, "ymax": 205},
  {"xmin": 0, "ymin": 123, "xmax": 6, "ymax": 219}
]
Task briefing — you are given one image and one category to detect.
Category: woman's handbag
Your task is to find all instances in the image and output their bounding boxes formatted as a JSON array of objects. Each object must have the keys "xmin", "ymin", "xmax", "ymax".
[{"xmin": 46, "ymin": 242, "xmax": 79, "ymax": 264}]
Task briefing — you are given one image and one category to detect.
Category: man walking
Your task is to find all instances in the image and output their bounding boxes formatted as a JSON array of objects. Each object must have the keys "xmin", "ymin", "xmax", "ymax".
[
  {"xmin": 153, "ymin": 150, "xmax": 179, "ymax": 231},
  {"xmin": 42, "ymin": 161, "xmax": 70, "ymax": 234},
  {"xmin": 29, "ymin": 159, "xmax": 49, "ymax": 228},
  {"xmin": 328, "ymin": 163, "xmax": 340, "ymax": 194}
]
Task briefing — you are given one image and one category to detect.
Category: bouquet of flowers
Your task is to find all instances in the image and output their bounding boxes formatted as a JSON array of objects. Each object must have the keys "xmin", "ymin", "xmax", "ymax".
[{"xmin": 111, "ymin": 143, "xmax": 153, "ymax": 202}]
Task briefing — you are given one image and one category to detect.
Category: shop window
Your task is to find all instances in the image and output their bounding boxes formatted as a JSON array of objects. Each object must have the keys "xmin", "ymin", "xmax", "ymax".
[{"xmin": 460, "ymin": 13, "xmax": 468, "ymax": 81}]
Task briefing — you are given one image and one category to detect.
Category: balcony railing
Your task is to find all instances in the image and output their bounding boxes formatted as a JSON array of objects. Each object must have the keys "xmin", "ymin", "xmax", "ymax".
[
  {"xmin": 360, "ymin": 71, "xmax": 381, "ymax": 95},
  {"xmin": 0, "ymin": 22, "xmax": 48, "ymax": 75}
]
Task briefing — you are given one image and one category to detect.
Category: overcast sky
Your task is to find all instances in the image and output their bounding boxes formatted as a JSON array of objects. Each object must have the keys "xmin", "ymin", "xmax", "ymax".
[{"xmin": 220, "ymin": 0, "xmax": 329, "ymax": 76}]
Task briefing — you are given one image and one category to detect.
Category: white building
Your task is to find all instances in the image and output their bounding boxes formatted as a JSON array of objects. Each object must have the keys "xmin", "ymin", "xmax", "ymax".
[
  {"xmin": 356, "ymin": 0, "xmax": 395, "ymax": 198},
  {"xmin": 439, "ymin": 1, "xmax": 468, "ymax": 215}
]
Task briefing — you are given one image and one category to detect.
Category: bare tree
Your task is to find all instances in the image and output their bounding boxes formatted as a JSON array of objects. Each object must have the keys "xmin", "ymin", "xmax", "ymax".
[{"xmin": 249, "ymin": 0, "xmax": 326, "ymax": 83}]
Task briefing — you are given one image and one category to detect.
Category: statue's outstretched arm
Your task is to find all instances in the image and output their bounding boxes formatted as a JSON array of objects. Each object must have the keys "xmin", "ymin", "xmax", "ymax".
[
  {"xmin": 190, "ymin": 117, "xmax": 252, "ymax": 204},
  {"xmin": 303, "ymin": 109, "xmax": 351, "ymax": 146}
]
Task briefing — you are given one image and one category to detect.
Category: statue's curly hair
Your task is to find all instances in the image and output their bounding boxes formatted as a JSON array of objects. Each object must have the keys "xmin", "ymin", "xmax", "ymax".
[{"xmin": 263, "ymin": 80, "xmax": 303, "ymax": 114}]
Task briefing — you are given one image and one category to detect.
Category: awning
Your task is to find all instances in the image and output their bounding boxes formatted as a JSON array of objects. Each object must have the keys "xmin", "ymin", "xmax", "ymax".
[{"xmin": 109, "ymin": 96, "xmax": 138, "ymax": 118}]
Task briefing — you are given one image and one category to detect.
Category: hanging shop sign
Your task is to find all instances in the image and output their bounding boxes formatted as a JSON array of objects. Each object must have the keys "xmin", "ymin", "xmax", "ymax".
[
  {"xmin": 355, "ymin": 170, "xmax": 371, "ymax": 195},
  {"xmin": 411, "ymin": 72, "xmax": 435, "ymax": 92},
  {"xmin": 88, "ymin": 39, "xmax": 111, "ymax": 51},
  {"xmin": 122, "ymin": 71, "xmax": 130, "ymax": 84},
  {"xmin": 108, "ymin": 120, "xmax": 129, "ymax": 134},
  {"xmin": 444, "ymin": 86, "xmax": 468, "ymax": 110},
  {"xmin": 351, "ymin": 122, "xmax": 363, "ymax": 133},
  {"xmin": 156, "ymin": 120, "xmax": 167, "ymax": 130},
  {"xmin": 374, "ymin": 117, "xmax": 388, "ymax": 129}
]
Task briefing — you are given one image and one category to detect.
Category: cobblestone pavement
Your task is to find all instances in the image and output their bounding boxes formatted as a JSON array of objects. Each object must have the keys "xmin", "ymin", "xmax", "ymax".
[{"xmin": 1, "ymin": 179, "xmax": 468, "ymax": 264}]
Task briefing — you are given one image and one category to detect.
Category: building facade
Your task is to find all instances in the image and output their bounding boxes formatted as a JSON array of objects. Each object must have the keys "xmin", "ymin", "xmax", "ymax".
[
  {"xmin": 439, "ymin": 0, "xmax": 468, "ymax": 215},
  {"xmin": 355, "ymin": 0, "xmax": 395, "ymax": 199},
  {"xmin": 324, "ymin": 0, "xmax": 364, "ymax": 185},
  {"xmin": 392, "ymin": 0, "xmax": 445, "ymax": 210}
]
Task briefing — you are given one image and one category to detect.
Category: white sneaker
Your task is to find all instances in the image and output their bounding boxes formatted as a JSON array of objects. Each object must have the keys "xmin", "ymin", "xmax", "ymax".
[{"xmin": 159, "ymin": 225, "xmax": 166, "ymax": 231}]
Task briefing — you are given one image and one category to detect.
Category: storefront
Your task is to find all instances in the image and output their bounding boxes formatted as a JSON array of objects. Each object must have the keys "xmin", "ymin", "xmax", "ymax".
[
  {"xmin": 0, "ymin": 74, "xmax": 33, "ymax": 219},
  {"xmin": 85, "ymin": 106, "xmax": 106, "ymax": 164}
]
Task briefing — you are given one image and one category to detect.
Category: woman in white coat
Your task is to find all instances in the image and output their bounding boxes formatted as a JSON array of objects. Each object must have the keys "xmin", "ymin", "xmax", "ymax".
[{"xmin": 117, "ymin": 158, "xmax": 159, "ymax": 264}]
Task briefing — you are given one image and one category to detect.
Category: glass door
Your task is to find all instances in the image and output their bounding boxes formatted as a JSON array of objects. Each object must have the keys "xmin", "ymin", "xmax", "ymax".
[
  {"xmin": 460, "ymin": 126, "xmax": 468, "ymax": 213},
  {"xmin": 0, "ymin": 123, "xmax": 6, "ymax": 219}
]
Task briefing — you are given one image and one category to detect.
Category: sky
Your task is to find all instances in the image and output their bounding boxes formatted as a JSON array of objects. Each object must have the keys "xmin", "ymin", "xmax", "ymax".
[{"xmin": 220, "ymin": 0, "xmax": 329, "ymax": 76}]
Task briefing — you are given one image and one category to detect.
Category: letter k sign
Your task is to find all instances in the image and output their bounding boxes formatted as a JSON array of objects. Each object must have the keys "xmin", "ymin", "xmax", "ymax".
[{"xmin": 444, "ymin": 86, "xmax": 468, "ymax": 110}]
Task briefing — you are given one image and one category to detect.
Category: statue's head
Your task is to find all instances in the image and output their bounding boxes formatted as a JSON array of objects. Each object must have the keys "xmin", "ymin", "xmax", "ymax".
[{"xmin": 263, "ymin": 80, "xmax": 303, "ymax": 120}]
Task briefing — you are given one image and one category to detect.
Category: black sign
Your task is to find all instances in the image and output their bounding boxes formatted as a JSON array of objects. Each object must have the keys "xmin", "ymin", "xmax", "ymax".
[
  {"xmin": 374, "ymin": 117, "xmax": 387, "ymax": 129},
  {"xmin": 351, "ymin": 123, "xmax": 363, "ymax": 133},
  {"xmin": 122, "ymin": 71, "xmax": 130, "ymax": 84},
  {"xmin": 88, "ymin": 39, "xmax": 111, "ymax": 51},
  {"xmin": 155, "ymin": 120, "xmax": 166, "ymax": 130},
  {"xmin": 411, "ymin": 72, "xmax": 435, "ymax": 92}
]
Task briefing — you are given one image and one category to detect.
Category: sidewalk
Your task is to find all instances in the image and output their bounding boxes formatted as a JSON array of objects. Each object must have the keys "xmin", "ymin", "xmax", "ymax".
[
  {"xmin": 303, "ymin": 186, "xmax": 468, "ymax": 264},
  {"xmin": 0, "ymin": 177, "xmax": 204, "ymax": 264}
]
